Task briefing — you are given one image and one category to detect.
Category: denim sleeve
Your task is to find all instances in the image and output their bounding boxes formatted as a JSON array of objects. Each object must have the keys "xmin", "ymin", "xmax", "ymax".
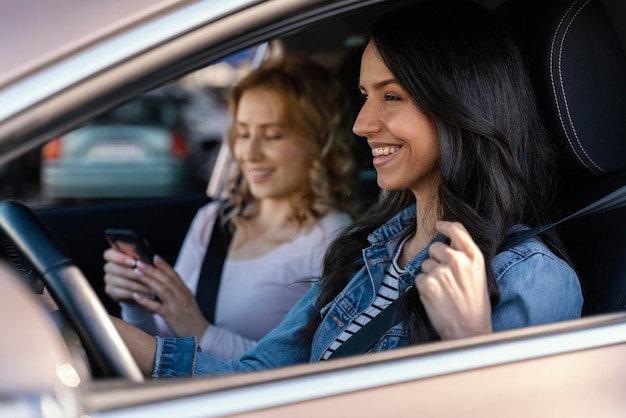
[
  {"xmin": 153, "ymin": 336, "xmax": 196, "ymax": 378},
  {"xmin": 491, "ymin": 245, "xmax": 583, "ymax": 331},
  {"xmin": 153, "ymin": 283, "xmax": 321, "ymax": 377}
]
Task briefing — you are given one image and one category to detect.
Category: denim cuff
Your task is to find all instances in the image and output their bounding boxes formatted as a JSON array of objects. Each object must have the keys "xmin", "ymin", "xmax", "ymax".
[{"xmin": 152, "ymin": 336, "xmax": 197, "ymax": 378}]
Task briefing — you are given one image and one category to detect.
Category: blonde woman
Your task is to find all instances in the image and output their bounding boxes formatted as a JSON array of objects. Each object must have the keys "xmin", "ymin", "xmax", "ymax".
[{"xmin": 103, "ymin": 58, "xmax": 357, "ymax": 360}]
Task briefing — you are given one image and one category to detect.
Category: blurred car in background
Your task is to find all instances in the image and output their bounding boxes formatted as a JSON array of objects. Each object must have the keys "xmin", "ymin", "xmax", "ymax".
[{"xmin": 40, "ymin": 91, "xmax": 191, "ymax": 200}]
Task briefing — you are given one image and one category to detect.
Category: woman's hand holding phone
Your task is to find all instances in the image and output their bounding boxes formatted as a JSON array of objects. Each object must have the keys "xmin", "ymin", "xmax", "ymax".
[
  {"xmin": 105, "ymin": 229, "xmax": 154, "ymax": 266},
  {"xmin": 103, "ymin": 229, "xmax": 210, "ymax": 339},
  {"xmin": 103, "ymin": 229, "xmax": 157, "ymax": 303}
]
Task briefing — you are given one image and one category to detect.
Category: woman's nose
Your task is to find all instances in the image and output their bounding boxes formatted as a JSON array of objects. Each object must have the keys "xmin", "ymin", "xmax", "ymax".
[
  {"xmin": 243, "ymin": 135, "xmax": 263, "ymax": 160},
  {"xmin": 352, "ymin": 101, "xmax": 381, "ymax": 138}
]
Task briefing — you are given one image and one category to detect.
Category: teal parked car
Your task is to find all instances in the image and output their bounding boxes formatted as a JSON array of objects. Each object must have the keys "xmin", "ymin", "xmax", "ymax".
[{"xmin": 40, "ymin": 92, "xmax": 191, "ymax": 200}]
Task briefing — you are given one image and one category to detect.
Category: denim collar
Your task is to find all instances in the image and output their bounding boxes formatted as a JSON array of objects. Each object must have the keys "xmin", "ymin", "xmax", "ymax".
[
  {"xmin": 364, "ymin": 205, "xmax": 448, "ymax": 281},
  {"xmin": 367, "ymin": 205, "xmax": 417, "ymax": 246}
]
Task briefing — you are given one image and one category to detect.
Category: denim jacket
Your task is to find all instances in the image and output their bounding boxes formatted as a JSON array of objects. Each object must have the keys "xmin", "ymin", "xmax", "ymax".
[{"xmin": 153, "ymin": 206, "xmax": 583, "ymax": 378}]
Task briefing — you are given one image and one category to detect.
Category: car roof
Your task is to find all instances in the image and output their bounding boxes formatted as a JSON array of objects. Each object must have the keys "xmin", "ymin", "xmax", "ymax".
[{"xmin": 0, "ymin": 0, "xmax": 199, "ymax": 89}]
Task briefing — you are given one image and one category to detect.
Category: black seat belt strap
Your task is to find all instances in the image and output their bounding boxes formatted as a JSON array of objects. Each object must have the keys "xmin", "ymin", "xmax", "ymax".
[
  {"xmin": 328, "ymin": 294, "xmax": 405, "ymax": 359},
  {"xmin": 195, "ymin": 205, "xmax": 233, "ymax": 324},
  {"xmin": 501, "ymin": 183, "xmax": 626, "ymax": 249}
]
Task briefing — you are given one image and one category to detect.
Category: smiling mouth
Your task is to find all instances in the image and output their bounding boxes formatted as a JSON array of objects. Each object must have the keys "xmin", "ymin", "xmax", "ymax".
[
  {"xmin": 247, "ymin": 168, "xmax": 274, "ymax": 181},
  {"xmin": 371, "ymin": 146, "xmax": 400, "ymax": 156}
]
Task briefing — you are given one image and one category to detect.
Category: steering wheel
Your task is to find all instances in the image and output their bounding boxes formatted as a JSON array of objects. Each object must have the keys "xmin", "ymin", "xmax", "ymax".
[{"xmin": 0, "ymin": 200, "xmax": 144, "ymax": 382}]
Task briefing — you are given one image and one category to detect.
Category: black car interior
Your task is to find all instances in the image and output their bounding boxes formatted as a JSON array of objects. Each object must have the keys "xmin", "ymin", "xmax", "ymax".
[
  {"xmin": 498, "ymin": 0, "xmax": 626, "ymax": 315},
  {"xmin": 35, "ymin": 194, "xmax": 209, "ymax": 317}
]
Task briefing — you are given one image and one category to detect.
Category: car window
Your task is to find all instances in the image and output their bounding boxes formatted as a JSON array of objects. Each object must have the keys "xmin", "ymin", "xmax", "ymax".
[
  {"xmin": 11, "ymin": 32, "xmax": 377, "ymax": 209},
  {"xmin": 0, "ymin": 46, "xmax": 263, "ymax": 207}
]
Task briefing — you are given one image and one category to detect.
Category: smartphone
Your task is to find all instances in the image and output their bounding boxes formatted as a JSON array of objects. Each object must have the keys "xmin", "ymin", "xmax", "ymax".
[{"xmin": 105, "ymin": 228, "xmax": 154, "ymax": 265}]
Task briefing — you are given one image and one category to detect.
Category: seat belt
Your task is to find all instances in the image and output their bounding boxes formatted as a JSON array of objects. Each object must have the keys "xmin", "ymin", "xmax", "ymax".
[
  {"xmin": 500, "ymin": 183, "xmax": 626, "ymax": 250},
  {"xmin": 195, "ymin": 205, "xmax": 233, "ymax": 324},
  {"xmin": 328, "ymin": 183, "xmax": 626, "ymax": 360},
  {"xmin": 328, "ymin": 291, "xmax": 405, "ymax": 359}
]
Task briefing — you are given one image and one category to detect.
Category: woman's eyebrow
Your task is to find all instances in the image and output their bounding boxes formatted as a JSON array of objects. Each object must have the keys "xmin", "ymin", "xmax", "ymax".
[
  {"xmin": 234, "ymin": 121, "xmax": 284, "ymax": 129},
  {"xmin": 358, "ymin": 78, "xmax": 399, "ymax": 91}
]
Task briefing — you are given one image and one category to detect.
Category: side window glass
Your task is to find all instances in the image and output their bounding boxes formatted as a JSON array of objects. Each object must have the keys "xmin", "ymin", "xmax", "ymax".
[{"xmin": 4, "ymin": 45, "xmax": 264, "ymax": 207}]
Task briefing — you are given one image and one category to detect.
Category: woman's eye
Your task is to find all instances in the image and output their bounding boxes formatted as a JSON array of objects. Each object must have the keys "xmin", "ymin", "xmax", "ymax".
[
  {"xmin": 236, "ymin": 132, "xmax": 250, "ymax": 139},
  {"xmin": 264, "ymin": 133, "xmax": 283, "ymax": 140},
  {"xmin": 384, "ymin": 94, "xmax": 401, "ymax": 102},
  {"xmin": 359, "ymin": 92, "xmax": 368, "ymax": 102}
]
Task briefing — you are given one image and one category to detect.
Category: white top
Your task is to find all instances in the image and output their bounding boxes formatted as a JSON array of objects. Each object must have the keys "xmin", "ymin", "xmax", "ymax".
[{"xmin": 120, "ymin": 201, "xmax": 352, "ymax": 360}]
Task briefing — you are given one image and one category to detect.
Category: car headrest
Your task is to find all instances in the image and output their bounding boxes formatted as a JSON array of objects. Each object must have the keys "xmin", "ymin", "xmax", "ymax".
[{"xmin": 498, "ymin": 0, "xmax": 626, "ymax": 176}]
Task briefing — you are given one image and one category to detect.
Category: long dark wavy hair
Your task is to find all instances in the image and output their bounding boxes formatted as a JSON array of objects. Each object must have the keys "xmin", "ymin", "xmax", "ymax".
[{"xmin": 301, "ymin": 0, "xmax": 564, "ymax": 345}]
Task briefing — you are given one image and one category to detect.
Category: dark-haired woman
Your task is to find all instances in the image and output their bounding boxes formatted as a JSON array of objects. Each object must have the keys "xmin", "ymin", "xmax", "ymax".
[{"xmin": 114, "ymin": 0, "xmax": 582, "ymax": 376}]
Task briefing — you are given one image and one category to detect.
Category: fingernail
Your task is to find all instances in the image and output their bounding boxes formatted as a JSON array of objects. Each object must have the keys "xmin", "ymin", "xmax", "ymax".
[{"xmin": 124, "ymin": 258, "xmax": 136, "ymax": 267}]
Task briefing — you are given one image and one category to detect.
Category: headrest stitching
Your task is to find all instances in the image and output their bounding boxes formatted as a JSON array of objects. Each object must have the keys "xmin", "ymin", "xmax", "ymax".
[
  {"xmin": 549, "ymin": 1, "xmax": 582, "ymax": 168},
  {"xmin": 550, "ymin": 0, "xmax": 603, "ymax": 173}
]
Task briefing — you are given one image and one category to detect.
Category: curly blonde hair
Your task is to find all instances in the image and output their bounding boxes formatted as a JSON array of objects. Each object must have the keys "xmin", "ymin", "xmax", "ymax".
[{"xmin": 223, "ymin": 57, "xmax": 358, "ymax": 227}]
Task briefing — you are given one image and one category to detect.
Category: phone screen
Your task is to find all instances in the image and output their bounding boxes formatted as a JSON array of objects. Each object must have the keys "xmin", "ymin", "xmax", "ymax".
[{"xmin": 105, "ymin": 229, "xmax": 154, "ymax": 265}]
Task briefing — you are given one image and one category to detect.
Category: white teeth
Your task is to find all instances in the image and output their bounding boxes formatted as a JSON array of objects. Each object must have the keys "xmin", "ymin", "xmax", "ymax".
[
  {"xmin": 247, "ymin": 168, "xmax": 273, "ymax": 180},
  {"xmin": 249, "ymin": 168, "xmax": 272, "ymax": 176},
  {"xmin": 371, "ymin": 146, "xmax": 399, "ymax": 156}
]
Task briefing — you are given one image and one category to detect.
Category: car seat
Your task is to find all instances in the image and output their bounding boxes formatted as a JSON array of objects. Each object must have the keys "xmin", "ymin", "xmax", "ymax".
[{"xmin": 497, "ymin": 0, "xmax": 626, "ymax": 315}]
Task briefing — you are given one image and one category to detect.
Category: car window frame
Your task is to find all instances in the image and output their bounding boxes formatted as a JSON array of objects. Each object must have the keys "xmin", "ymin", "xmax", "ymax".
[{"xmin": 88, "ymin": 313, "xmax": 626, "ymax": 416}]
